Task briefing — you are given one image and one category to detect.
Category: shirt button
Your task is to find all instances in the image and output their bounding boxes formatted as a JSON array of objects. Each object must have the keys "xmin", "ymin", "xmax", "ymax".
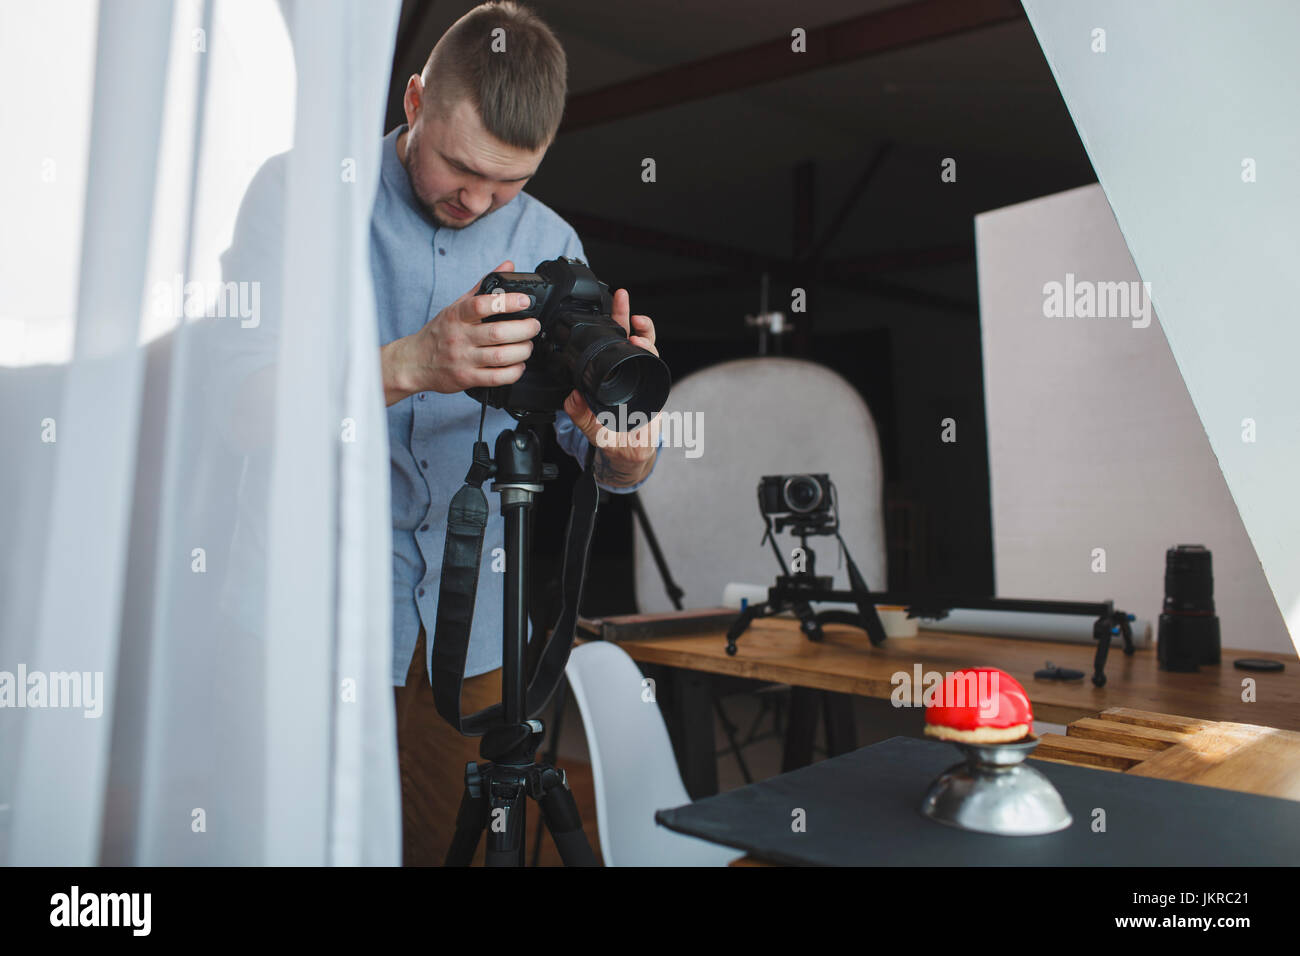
[
  {"xmin": 418, "ymin": 588, "xmax": 425, "ymax": 597},
  {"xmin": 438, "ymin": 247, "xmax": 446, "ymax": 255},
  {"xmin": 421, "ymin": 523, "xmax": 429, "ymax": 532},
  {"xmin": 420, "ymin": 460, "xmax": 428, "ymax": 469},
  {"xmin": 417, "ymin": 393, "xmax": 426, "ymax": 401}
]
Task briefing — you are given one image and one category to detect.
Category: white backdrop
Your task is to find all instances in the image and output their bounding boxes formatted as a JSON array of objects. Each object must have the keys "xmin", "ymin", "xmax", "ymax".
[
  {"xmin": 0, "ymin": 0, "xmax": 402, "ymax": 864},
  {"xmin": 632, "ymin": 358, "xmax": 887, "ymax": 616},
  {"xmin": 977, "ymin": 183, "xmax": 1290, "ymax": 655},
  {"xmin": 1021, "ymin": 0, "xmax": 1300, "ymax": 657}
]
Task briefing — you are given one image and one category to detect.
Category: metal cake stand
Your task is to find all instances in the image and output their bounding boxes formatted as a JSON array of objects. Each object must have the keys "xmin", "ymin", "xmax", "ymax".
[{"xmin": 920, "ymin": 736, "xmax": 1073, "ymax": 836}]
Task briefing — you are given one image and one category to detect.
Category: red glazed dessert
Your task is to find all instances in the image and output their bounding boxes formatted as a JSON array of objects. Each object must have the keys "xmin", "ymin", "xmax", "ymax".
[{"xmin": 923, "ymin": 667, "xmax": 1034, "ymax": 744}]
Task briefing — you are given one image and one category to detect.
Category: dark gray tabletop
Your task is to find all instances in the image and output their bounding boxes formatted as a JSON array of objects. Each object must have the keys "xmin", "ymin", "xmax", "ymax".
[{"xmin": 654, "ymin": 735, "xmax": 1300, "ymax": 865}]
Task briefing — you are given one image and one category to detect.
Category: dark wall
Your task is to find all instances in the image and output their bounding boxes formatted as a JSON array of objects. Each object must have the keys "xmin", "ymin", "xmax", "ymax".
[{"xmin": 386, "ymin": 1, "xmax": 1100, "ymax": 616}]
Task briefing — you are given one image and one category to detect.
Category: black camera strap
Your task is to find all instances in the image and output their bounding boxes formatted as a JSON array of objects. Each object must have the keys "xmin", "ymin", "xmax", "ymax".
[
  {"xmin": 429, "ymin": 440, "xmax": 599, "ymax": 737},
  {"xmin": 834, "ymin": 529, "xmax": 889, "ymax": 646}
]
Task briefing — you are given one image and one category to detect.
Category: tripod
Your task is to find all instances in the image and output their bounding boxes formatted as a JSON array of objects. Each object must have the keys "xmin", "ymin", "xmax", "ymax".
[{"xmin": 442, "ymin": 418, "xmax": 598, "ymax": 866}]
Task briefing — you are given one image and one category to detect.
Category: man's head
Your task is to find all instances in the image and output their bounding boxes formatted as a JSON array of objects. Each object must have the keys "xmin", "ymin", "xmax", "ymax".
[{"xmin": 400, "ymin": 1, "xmax": 567, "ymax": 229}]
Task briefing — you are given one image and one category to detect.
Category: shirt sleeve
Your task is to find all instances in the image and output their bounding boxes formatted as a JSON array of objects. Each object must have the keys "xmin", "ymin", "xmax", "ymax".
[{"xmin": 550, "ymin": 225, "xmax": 662, "ymax": 495}]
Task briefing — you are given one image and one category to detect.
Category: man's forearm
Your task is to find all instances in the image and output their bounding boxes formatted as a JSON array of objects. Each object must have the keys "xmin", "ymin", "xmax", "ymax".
[
  {"xmin": 591, "ymin": 446, "xmax": 656, "ymax": 490},
  {"xmin": 380, "ymin": 336, "xmax": 419, "ymax": 406}
]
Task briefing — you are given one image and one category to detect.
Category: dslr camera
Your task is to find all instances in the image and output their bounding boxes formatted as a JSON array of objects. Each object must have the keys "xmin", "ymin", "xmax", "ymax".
[{"xmin": 469, "ymin": 257, "xmax": 671, "ymax": 421}]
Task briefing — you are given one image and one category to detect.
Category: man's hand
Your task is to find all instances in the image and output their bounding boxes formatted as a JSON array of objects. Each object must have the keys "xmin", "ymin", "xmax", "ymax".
[
  {"xmin": 381, "ymin": 260, "xmax": 539, "ymax": 406},
  {"xmin": 562, "ymin": 288, "xmax": 662, "ymax": 490}
]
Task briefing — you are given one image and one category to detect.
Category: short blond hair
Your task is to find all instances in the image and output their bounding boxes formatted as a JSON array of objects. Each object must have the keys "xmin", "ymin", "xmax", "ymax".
[{"xmin": 422, "ymin": 1, "xmax": 567, "ymax": 150}]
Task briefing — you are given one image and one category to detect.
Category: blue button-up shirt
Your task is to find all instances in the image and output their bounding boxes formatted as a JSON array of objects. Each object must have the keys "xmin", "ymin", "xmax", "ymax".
[{"xmin": 372, "ymin": 126, "xmax": 658, "ymax": 685}]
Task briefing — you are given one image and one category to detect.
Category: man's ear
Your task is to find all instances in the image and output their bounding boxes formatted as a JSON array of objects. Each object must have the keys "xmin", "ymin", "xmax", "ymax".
[{"xmin": 403, "ymin": 74, "xmax": 423, "ymax": 127}]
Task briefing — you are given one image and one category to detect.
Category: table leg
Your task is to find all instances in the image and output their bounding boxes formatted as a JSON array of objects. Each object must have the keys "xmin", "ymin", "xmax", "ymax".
[
  {"xmin": 822, "ymin": 691, "xmax": 858, "ymax": 756},
  {"xmin": 675, "ymin": 669, "xmax": 718, "ymax": 798},
  {"xmin": 783, "ymin": 686, "xmax": 820, "ymax": 771}
]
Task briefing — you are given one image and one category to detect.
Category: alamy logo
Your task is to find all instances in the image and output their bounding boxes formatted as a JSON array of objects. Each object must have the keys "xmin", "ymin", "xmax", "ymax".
[
  {"xmin": 50, "ymin": 886, "xmax": 151, "ymax": 936},
  {"xmin": 1042, "ymin": 273, "xmax": 1152, "ymax": 328},
  {"xmin": 890, "ymin": 666, "xmax": 1002, "ymax": 718},
  {"xmin": 593, "ymin": 406, "xmax": 704, "ymax": 458},
  {"xmin": 0, "ymin": 665, "xmax": 103, "ymax": 718},
  {"xmin": 151, "ymin": 273, "xmax": 261, "ymax": 328}
]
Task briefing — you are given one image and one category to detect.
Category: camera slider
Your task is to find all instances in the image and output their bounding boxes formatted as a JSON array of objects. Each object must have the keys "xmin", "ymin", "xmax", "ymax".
[
  {"xmin": 911, "ymin": 597, "xmax": 1135, "ymax": 688},
  {"xmin": 725, "ymin": 537, "xmax": 890, "ymax": 654},
  {"xmin": 729, "ymin": 479, "xmax": 890, "ymax": 653},
  {"xmin": 735, "ymin": 474, "xmax": 1138, "ymax": 686},
  {"xmin": 729, "ymin": 590, "xmax": 1134, "ymax": 687}
]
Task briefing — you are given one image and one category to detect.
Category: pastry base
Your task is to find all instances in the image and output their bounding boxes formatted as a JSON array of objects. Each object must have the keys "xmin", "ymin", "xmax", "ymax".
[{"xmin": 923, "ymin": 722, "xmax": 1031, "ymax": 744}]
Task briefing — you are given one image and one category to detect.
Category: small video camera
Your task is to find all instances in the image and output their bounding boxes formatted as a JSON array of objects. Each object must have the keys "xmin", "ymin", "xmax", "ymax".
[{"xmin": 759, "ymin": 474, "xmax": 833, "ymax": 517}]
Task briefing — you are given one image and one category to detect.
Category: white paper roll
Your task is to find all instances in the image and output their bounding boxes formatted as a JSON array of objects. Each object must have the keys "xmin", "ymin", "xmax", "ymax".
[
  {"xmin": 916, "ymin": 608, "xmax": 1152, "ymax": 647},
  {"xmin": 722, "ymin": 582, "xmax": 770, "ymax": 610},
  {"xmin": 718, "ymin": 587, "xmax": 1140, "ymax": 646},
  {"xmin": 877, "ymin": 606, "xmax": 919, "ymax": 638}
]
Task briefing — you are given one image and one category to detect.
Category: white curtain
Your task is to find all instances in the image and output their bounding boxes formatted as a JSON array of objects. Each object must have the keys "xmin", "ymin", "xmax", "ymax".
[{"xmin": 0, "ymin": 0, "xmax": 402, "ymax": 864}]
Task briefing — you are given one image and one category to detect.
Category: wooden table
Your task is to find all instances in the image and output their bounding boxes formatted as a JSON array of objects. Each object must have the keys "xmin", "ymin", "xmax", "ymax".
[
  {"xmin": 617, "ymin": 616, "xmax": 1299, "ymax": 796},
  {"xmin": 619, "ymin": 616, "xmax": 1299, "ymax": 726},
  {"xmin": 1035, "ymin": 706, "xmax": 1300, "ymax": 801}
]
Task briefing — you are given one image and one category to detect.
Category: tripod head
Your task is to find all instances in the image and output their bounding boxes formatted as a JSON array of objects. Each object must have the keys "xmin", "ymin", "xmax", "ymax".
[{"xmin": 772, "ymin": 511, "xmax": 838, "ymax": 538}]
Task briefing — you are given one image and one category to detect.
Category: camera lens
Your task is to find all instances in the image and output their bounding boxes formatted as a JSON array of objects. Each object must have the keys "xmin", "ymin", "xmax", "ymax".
[
  {"xmin": 783, "ymin": 475, "xmax": 823, "ymax": 513},
  {"xmin": 1157, "ymin": 544, "xmax": 1221, "ymax": 672},
  {"xmin": 1163, "ymin": 544, "xmax": 1215, "ymax": 614},
  {"xmin": 580, "ymin": 339, "xmax": 671, "ymax": 422},
  {"xmin": 595, "ymin": 356, "xmax": 643, "ymax": 407}
]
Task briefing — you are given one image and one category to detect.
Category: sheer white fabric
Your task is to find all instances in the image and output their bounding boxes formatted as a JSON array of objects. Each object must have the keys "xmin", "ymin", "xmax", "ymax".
[{"xmin": 0, "ymin": 0, "xmax": 402, "ymax": 865}]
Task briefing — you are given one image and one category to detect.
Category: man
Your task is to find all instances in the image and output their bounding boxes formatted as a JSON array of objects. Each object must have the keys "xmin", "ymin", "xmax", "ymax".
[
  {"xmin": 376, "ymin": 2, "xmax": 661, "ymax": 865},
  {"xmin": 219, "ymin": 0, "xmax": 657, "ymax": 865}
]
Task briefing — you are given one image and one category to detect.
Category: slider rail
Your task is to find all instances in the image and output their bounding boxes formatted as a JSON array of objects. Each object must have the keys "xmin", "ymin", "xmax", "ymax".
[
  {"xmin": 804, "ymin": 592, "xmax": 1115, "ymax": 619},
  {"xmin": 751, "ymin": 590, "xmax": 1134, "ymax": 688}
]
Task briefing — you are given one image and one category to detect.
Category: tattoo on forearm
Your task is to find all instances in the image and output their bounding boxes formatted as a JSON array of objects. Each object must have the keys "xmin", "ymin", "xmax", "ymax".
[{"xmin": 592, "ymin": 449, "xmax": 643, "ymax": 488}]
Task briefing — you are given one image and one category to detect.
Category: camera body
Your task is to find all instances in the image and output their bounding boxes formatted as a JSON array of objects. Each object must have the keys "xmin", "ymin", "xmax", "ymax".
[
  {"xmin": 759, "ymin": 474, "xmax": 833, "ymax": 517},
  {"xmin": 468, "ymin": 257, "xmax": 670, "ymax": 422}
]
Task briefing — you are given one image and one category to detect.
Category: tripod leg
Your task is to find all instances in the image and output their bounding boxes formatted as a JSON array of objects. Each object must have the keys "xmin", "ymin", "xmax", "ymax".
[
  {"xmin": 1091, "ymin": 617, "xmax": 1112, "ymax": 688},
  {"xmin": 444, "ymin": 761, "xmax": 487, "ymax": 866},
  {"xmin": 536, "ymin": 768, "xmax": 599, "ymax": 866},
  {"xmin": 792, "ymin": 601, "xmax": 825, "ymax": 642},
  {"xmin": 484, "ymin": 780, "xmax": 527, "ymax": 867},
  {"xmin": 531, "ymin": 686, "xmax": 568, "ymax": 866},
  {"xmin": 629, "ymin": 492, "xmax": 686, "ymax": 610},
  {"xmin": 725, "ymin": 601, "xmax": 768, "ymax": 655}
]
